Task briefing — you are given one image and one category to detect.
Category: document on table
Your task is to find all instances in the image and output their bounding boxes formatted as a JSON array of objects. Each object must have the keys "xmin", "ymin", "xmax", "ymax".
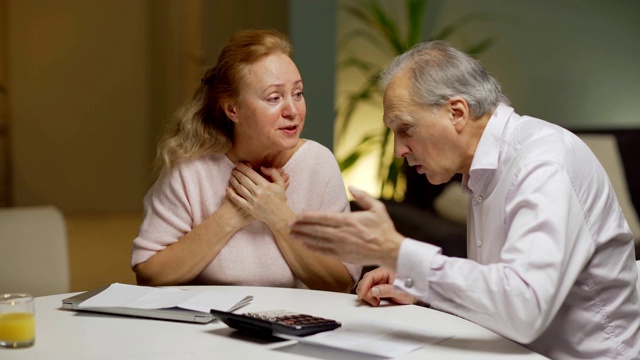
[
  {"xmin": 278, "ymin": 319, "xmax": 454, "ymax": 359},
  {"xmin": 77, "ymin": 283, "xmax": 252, "ymax": 313}
]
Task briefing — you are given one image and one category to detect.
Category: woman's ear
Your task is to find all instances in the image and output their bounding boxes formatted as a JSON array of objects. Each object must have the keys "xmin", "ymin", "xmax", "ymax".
[
  {"xmin": 222, "ymin": 100, "xmax": 240, "ymax": 123},
  {"xmin": 448, "ymin": 96, "xmax": 469, "ymax": 133}
]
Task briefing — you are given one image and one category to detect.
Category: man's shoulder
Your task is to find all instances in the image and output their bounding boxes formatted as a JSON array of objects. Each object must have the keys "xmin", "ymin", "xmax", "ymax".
[
  {"xmin": 501, "ymin": 116, "xmax": 592, "ymax": 173},
  {"xmin": 511, "ymin": 116, "xmax": 579, "ymax": 151}
]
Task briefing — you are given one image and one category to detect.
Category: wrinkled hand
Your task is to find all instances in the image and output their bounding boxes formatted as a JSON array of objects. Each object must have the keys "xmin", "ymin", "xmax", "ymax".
[
  {"xmin": 227, "ymin": 163, "xmax": 291, "ymax": 226},
  {"xmin": 220, "ymin": 195, "xmax": 255, "ymax": 228},
  {"xmin": 356, "ymin": 267, "xmax": 417, "ymax": 307},
  {"xmin": 289, "ymin": 187, "xmax": 405, "ymax": 268}
]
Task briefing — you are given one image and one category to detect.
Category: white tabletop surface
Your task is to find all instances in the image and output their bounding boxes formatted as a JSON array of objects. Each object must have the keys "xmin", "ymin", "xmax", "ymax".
[{"xmin": 0, "ymin": 285, "xmax": 547, "ymax": 359}]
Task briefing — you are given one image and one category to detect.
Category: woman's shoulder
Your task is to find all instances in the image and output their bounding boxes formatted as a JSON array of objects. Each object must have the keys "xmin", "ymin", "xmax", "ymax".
[
  {"xmin": 174, "ymin": 153, "xmax": 230, "ymax": 170},
  {"xmin": 286, "ymin": 139, "xmax": 340, "ymax": 173},
  {"xmin": 157, "ymin": 153, "xmax": 232, "ymax": 183},
  {"xmin": 295, "ymin": 139, "xmax": 335, "ymax": 159}
]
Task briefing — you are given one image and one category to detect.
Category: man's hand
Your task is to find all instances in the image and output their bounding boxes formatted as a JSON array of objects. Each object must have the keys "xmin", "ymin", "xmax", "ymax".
[
  {"xmin": 356, "ymin": 267, "xmax": 417, "ymax": 306},
  {"xmin": 289, "ymin": 186, "xmax": 405, "ymax": 269}
]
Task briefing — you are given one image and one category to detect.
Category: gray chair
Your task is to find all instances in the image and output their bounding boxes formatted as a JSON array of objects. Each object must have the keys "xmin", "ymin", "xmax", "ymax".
[
  {"xmin": 636, "ymin": 260, "xmax": 640, "ymax": 293},
  {"xmin": 0, "ymin": 206, "xmax": 70, "ymax": 296}
]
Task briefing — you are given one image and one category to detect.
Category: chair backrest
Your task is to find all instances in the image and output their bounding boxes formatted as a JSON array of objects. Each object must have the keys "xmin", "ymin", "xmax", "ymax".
[
  {"xmin": 636, "ymin": 260, "xmax": 640, "ymax": 293},
  {"xmin": 0, "ymin": 206, "xmax": 70, "ymax": 296}
]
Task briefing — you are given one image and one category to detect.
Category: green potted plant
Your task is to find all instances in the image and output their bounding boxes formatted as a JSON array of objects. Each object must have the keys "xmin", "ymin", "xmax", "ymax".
[{"xmin": 335, "ymin": 0, "xmax": 493, "ymax": 200}]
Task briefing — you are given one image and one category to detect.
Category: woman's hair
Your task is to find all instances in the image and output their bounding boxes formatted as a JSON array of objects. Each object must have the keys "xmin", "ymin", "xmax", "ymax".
[
  {"xmin": 379, "ymin": 40, "xmax": 509, "ymax": 119},
  {"xmin": 155, "ymin": 29, "xmax": 292, "ymax": 172}
]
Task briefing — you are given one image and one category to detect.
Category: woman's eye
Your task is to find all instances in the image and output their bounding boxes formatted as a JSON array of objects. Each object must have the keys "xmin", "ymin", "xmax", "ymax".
[
  {"xmin": 293, "ymin": 91, "xmax": 304, "ymax": 100},
  {"xmin": 267, "ymin": 95, "xmax": 282, "ymax": 103}
]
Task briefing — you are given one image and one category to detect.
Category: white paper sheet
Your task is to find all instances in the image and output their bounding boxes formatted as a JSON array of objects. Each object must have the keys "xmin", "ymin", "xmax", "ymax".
[
  {"xmin": 77, "ymin": 283, "xmax": 250, "ymax": 313},
  {"xmin": 278, "ymin": 319, "xmax": 454, "ymax": 359}
]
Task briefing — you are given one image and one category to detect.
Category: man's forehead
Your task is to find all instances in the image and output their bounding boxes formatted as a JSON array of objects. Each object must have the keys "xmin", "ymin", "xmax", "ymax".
[
  {"xmin": 383, "ymin": 82, "xmax": 415, "ymax": 126},
  {"xmin": 383, "ymin": 109, "xmax": 407, "ymax": 127}
]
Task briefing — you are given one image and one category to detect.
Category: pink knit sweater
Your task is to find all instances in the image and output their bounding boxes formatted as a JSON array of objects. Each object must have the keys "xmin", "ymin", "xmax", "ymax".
[{"xmin": 131, "ymin": 140, "xmax": 361, "ymax": 288}]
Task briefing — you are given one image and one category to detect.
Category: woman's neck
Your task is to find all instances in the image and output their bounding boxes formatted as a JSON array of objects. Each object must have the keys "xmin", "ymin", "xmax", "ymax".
[{"xmin": 226, "ymin": 140, "xmax": 304, "ymax": 169}]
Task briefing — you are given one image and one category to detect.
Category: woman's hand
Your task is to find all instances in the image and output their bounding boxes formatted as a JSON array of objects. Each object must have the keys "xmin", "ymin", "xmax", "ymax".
[
  {"xmin": 356, "ymin": 267, "xmax": 418, "ymax": 307},
  {"xmin": 226, "ymin": 163, "xmax": 291, "ymax": 227},
  {"xmin": 219, "ymin": 195, "xmax": 255, "ymax": 228}
]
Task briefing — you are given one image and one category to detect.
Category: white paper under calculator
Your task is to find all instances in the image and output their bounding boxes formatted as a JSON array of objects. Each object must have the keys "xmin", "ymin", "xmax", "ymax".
[{"xmin": 278, "ymin": 318, "xmax": 454, "ymax": 358}]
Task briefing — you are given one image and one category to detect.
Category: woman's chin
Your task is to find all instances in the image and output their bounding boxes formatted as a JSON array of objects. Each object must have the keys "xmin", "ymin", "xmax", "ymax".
[{"xmin": 279, "ymin": 135, "xmax": 301, "ymax": 148}]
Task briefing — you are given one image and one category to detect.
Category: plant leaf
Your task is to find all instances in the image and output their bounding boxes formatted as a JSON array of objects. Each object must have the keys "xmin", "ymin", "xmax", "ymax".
[
  {"xmin": 339, "ymin": 150, "xmax": 366, "ymax": 171},
  {"xmin": 335, "ymin": 73, "xmax": 382, "ymax": 142},
  {"xmin": 380, "ymin": 157, "xmax": 403, "ymax": 198},
  {"xmin": 377, "ymin": 127, "xmax": 393, "ymax": 179},
  {"xmin": 338, "ymin": 28, "xmax": 392, "ymax": 55},
  {"xmin": 366, "ymin": 1, "xmax": 405, "ymax": 54},
  {"xmin": 406, "ymin": 0, "xmax": 427, "ymax": 48},
  {"xmin": 463, "ymin": 38, "xmax": 494, "ymax": 58},
  {"xmin": 337, "ymin": 56, "xmax": 377, "ymax": 74},
  {"xmin": 431, "ymin": 12, "xmax": 493, "ymax": 41},
  {"xmin": 338, "ymin": 133, "xmax": 380, "ymax": 171}
]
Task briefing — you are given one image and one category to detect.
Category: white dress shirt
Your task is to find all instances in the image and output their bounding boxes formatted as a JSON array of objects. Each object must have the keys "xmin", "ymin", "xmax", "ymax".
[{"xmin": 394, "ymin": 104, "xmax": 640, "ymax": 359}]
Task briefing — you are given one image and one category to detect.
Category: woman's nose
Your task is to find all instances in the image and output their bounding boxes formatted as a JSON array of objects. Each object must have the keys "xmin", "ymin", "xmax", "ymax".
[{"xmin": 282, "ymin": 97, "xmax": 299, "ymax": 118}]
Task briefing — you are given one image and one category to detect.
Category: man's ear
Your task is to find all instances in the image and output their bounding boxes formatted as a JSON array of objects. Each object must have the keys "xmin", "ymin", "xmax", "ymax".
[
  {"xmin": 448, "ymin": 96, "xmax": 469, "ymax": 132},
  {"xmin": 222, "ymin": 100, "xmax": 240, "ymax": 123}
]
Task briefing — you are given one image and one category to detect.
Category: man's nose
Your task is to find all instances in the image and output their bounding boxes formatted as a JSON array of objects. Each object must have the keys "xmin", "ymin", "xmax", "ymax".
[{"xmin": 394, "ymin": 139, "xmax": 409, "ymax": 158}]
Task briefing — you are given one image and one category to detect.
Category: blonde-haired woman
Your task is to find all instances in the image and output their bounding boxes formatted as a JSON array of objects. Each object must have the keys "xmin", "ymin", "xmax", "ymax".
[{"xmin": 131, "ymin": 29, "xmax": 360, "ymax": 292}]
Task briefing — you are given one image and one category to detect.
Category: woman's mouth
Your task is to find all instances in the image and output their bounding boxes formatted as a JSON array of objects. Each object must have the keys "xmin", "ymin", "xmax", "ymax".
[{"xmin": 279, "ymin": 125, "xmax": 298, "ymax": 135}]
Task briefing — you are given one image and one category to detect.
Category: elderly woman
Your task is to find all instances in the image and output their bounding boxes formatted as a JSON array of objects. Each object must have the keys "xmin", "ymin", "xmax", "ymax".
[{"xmin": 131, "ymin": 29, "xmax": 360, "ymax": 292}]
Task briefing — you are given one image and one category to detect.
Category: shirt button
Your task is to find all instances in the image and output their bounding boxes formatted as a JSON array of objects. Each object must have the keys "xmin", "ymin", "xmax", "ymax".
[
  {"xmin": 476, "ymin": 196, "xmax": 483, "ymax": 202},
  {"xmin": 477, "ymin": 240, "xmax": 483, "ymax": 247},
  {"xmin": 404, "ymin": 278, "xmax": 414, "ymax": 288}
]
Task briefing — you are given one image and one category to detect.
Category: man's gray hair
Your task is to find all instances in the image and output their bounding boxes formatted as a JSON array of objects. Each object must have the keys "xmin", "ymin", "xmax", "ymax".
[{"xmin": 379, "ymin": 41, "xmax": 509, "ymax": 118}]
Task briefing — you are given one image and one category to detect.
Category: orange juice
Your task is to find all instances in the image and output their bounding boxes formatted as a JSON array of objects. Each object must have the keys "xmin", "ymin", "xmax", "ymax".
[{"xmin": 0, "ymin": 312, "xmax": 35, "ymax": 343}]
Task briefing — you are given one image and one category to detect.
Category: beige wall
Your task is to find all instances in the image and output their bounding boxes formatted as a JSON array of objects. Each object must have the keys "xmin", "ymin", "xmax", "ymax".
[
  {"xmin": 8, "ymin": 0, "xmax": 152, "ymax": 213},
  {"xmin": 0, "ymin": 0, "xmax": 10, "ymax": 206},
  {"xmin": 202, "ymin": 0, "xmax": 288, "ymax": 65},
  {"xmin": 6, "ymin": 0, "xmax": 290, "ymax": 215}
]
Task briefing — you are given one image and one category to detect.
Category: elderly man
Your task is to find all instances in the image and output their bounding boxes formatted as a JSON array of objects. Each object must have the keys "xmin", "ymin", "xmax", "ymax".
[{"xmin": 289, "ymin": 41, "xmax": 640, "ymax": 359}]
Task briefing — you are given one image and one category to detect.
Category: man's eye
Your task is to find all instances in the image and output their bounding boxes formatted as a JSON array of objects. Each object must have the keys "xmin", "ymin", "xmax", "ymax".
[{"xmin": 399, "ymin": 126, "xmax": 411, "ymax": 135}]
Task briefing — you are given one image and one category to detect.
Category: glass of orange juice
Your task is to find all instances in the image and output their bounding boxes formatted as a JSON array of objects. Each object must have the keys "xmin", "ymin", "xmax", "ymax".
[{"xmin": 0, "ymin": 293, "xmax": 35, "ymax": 348}]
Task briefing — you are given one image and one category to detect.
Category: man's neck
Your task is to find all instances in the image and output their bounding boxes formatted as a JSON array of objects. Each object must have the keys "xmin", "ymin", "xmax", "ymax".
[{"xmin": 460, "ymin": 112, "xmax": 493, "ymax": 176}]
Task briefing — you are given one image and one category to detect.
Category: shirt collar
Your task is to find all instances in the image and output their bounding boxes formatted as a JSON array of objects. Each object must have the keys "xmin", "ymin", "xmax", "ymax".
[{"xmin": 462, "ymin": 103, "xmax": 514, "ymax": 194}]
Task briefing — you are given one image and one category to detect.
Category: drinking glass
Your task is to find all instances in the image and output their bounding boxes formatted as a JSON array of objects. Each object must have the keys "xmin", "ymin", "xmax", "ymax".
[{"xmin": 0, "ymin": 293, "xmax": 35, "ymax": 348}]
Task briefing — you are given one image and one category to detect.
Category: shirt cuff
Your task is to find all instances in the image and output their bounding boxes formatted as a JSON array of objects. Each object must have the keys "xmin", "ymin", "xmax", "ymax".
[{"xmin": 393, "ymin": 238, "xmax": 442, "ymax": 299}]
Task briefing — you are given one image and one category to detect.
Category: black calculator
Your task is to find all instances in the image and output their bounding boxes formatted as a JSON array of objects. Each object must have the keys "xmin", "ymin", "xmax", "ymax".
[{"xmin": 210, "ymin": 309, "xmax": 341, "ymax": 337}]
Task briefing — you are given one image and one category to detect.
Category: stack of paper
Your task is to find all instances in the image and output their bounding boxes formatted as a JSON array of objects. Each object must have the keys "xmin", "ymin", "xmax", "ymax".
[{"xmin": 78, "ymin": 283, "xmax": 252, "ymax": 313}]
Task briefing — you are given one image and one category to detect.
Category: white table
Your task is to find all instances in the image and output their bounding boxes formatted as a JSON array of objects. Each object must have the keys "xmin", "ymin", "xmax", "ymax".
[{"xmin": 0, "ymin": 286, "xmax": 547, "ymax": 359}]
